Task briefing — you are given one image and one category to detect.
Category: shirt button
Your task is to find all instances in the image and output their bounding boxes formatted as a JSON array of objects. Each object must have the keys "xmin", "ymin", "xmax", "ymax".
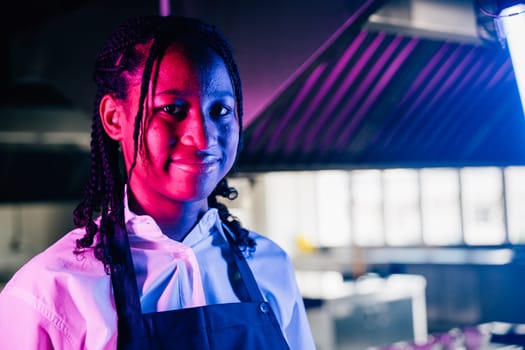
[
  {"xmin": 233, "ymin": 270, "xmax": 242, "ymax": 281},
  {"xmin": 259, "ymin": 302, "xmax": 269, "ymax": 314}
]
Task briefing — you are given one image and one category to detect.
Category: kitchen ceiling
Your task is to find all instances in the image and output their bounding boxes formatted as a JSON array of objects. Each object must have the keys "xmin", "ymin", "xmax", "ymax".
[{"xmin": 237, "ymin": 0, "xmax": 525, "ymax": 171}]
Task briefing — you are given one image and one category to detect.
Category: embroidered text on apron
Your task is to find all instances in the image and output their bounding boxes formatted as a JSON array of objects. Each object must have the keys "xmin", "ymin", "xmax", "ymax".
[{"xmin": 109, "ymin": 219, "xmax": 291, "ymax": 349}]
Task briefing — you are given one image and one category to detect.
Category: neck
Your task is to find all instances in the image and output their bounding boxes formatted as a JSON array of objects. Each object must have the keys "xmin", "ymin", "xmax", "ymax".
[{"xmin": 127, "ymin": 190, "xmax": 208, "ymax": 241}]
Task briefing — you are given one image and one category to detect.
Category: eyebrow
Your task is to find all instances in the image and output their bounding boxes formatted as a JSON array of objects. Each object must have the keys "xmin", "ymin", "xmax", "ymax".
[
  {"xmin": 156, "ymin": 88, "xmax": 235, "ymax": 99},
  {"xmin": 156, "ymin": 88, "xmax": 187, "ymax": 96},
  {"xmin": 155, "ymin": 89, "xmax": 236, "ymax": 100}
]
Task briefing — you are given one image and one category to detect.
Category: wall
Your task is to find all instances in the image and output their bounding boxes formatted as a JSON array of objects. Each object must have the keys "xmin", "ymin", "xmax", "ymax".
[{"xmin": 0, "ymin": 201, "xmax": 77, "ymax": 283}]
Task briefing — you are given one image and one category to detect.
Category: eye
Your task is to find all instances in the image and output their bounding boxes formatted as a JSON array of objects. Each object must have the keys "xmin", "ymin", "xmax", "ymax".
[
  {"xmin": 161, "ymin": 103, "xmax": 188, "ymax": 118},
  {"xmin": 209, "ymin": 103, "xmax": 233, "ymax": 119}
]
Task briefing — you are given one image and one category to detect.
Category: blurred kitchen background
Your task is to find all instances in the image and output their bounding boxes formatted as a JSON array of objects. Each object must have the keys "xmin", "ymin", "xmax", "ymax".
[{"xmin": 2, "ymin": 0, "xmax": 525, "ymax": 348}]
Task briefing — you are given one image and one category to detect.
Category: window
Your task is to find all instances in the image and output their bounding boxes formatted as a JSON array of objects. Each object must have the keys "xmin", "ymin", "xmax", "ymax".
[
  {"xmin": 236, "ymin": 166, "xmax": 523, "ymax": 252},
  {"xmin": 461, "ymin": 167, "xmax": 505, "ymax": 245},
  {"xmin": 505, "ymin": 167, "xmax": 525, "ymax": 244},
  {"xmin": 383, "ymin": 169, "xmax": 421, "ymax": 246},
  {"xmin": 351, "ymin": 170, "xmax": 384, "ymax": 246},
  {"xmin": 420, "ymin": 168, "xmax": 462, "ymax": 245},
  {"xmin": 315, "ymin": 171, "xmax": 351, "ymax": 247}
]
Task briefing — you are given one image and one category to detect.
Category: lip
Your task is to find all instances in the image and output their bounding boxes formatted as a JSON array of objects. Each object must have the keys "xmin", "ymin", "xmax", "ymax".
[{"xmin": 169, "ymin": 155, "xmax": 220, "ymax": 174}]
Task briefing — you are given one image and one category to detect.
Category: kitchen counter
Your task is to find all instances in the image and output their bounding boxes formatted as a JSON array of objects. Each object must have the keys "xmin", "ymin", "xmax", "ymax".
[{"xmin": 297, "ymin": 271, "xmax": 427, "ymax": 350}]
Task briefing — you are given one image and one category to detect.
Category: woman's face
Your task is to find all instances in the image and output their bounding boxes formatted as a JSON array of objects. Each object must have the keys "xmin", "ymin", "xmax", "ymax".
[{"xmin": 118, "ymin": 43, "xmax": 239, "ymax": 209}]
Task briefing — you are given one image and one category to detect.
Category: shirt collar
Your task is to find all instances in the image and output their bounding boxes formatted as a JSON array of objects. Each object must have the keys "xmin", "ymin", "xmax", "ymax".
[
  {"xmin": 181, "ymin": 209, "xmax": 222, "ymax": 247},
  {"xmin": 123, "ymin": 185, "xmax": 223, "ymax": 246}
]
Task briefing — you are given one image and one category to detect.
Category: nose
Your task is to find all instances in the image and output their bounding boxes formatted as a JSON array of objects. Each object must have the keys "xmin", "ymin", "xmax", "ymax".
[{"xmin": 179, "ymin": 109, "xmax": 216, "ymax": 150}]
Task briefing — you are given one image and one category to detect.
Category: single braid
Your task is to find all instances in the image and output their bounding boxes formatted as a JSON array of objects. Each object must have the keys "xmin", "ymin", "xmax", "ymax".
[
  {"xmin": 128, "ymin": 36, "xmax": 168, "ymax": 180},
  {"xmin": 208, "ymin": 178, "xmax": 256, "ymax": 254},
  {"xmin": 73, "ymin": 93, "xmax": 104, "ymax": 248}
]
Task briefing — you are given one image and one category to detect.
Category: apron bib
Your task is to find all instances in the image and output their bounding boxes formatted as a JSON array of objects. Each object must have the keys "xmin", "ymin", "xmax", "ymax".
[{"xmin": 109, "ymin": 220, "xmax": 290, "ymax": 349}]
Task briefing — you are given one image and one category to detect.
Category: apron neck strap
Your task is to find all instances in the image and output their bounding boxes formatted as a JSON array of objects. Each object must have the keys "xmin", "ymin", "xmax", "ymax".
[
  {"xmin": 109, "ymin": 216, "xmax": 148, "ymax": 339},
  {"xmin": 221, "ymin": 223, "xmax": 266, "ymax": 303}
]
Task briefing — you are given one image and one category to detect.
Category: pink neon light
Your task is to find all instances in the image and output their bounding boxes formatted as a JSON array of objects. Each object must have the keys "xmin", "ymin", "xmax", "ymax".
[
  {"xmin": 265, "ymin": 63, "xmax": 327, "ymax": 154},
  {"xmin": 334, "ymin": 36, "xmax": 418, "ymax": 150},
  {"xmin": 284, "ymin": 31, "xmax": 369, "ymax": 154},
  {"xmin": 298, "ymin": 31, "xmax": 386, "ymax": 155}
]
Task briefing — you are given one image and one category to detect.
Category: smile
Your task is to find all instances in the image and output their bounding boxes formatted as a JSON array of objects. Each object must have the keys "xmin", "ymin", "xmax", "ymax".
[{"xmin": 169, "ymin": 155, "xmax": 220, "ymax": 174}]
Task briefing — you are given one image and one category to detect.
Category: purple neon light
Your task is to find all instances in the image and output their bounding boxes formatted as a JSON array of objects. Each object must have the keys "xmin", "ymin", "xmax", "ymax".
[
  {"xmin": 445, "ymin": 49, "xmax": 486, "ymax": 94},
  {"xmin": 283, "ymin": 31, "xmax": 369, "ymax": 154},
  {"xmin": 452, "ymin": 82, "xmax": 514, "ymax": 156},
  {"xmin": 423, "ymin": 50, "xmax": 510, "ymax": 154},
  {"xmin": 429, "ymin": 47, "xmax": 477, "ymax": 104},
  {"xmin": 404, "ymin": 45, "xmax": 462, "ymax": 117},
  {"xmin": 405, "ymin": 47, "xmax": 476, "ymax": 145},
  {"xmin": 417, "ymin": 51, "xmax": 487, "ymax": 149},
  {"xmin": 264, "ymin": 63, "xmax": 328, "ymax": 154},
  {"xmin": 394, "ymin": 52, "xmax": 466, "ymax": 150},
  {"xmin": 409, "ymin": 46, "xmax": 481, "ymax": 149},
  {"xmin": 444, "ymin": 53, "xmax": 515, "ymax": 150},
  {"xmin": 249, "ymin": 0, "xmax": 379, "ymax": 130},
  {"xmin": 399, "ymin": 44, "xmax": 451, "ymax": 105},
  {"xmin": 296, "ymin": 31, "xmax": 386, "ymax": 155},
  {"xmin": 334, "ymin": 36, "xmax": 418, "ymax": 150},
  {"xmin": 420, "ymin": 48, "xmax": 500, "ymax": 145},
  {"xmin": 487, "ymin": 58, "xmax": 513, "ymax": 88},
  {"xmin": 376, "ymin": 43, "xmax": 479, "ymax": 151},
  {"xmin": 460, "ymin": 101, "xmax": 513, "ymax": 158},
  {"xmin": 382, "ymin": 43, "xmax": 455, "ymax": 147},
  {"xmin": 473, "ymin": 52, "xmax": 508, "ymax": 89},
  {"xmin": 246, "ymin": 64, "xmax": 324, "ymax": 152},
  {"xmin": 503, "ymin": 64, "xmax": 518, "ymax": 84},
  {"xmin": 331, "ymin": 34, "xmax": 405, "ymax": 149},
  {"xmin": 370, "ymin": 45, "xmax": 473, "ymax": 149}
]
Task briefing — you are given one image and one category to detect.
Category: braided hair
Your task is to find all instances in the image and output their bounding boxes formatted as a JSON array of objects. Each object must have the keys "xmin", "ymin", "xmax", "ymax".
[{"xmin": 73, "ymin": 16, "xmax": 255, "ymax": 274}]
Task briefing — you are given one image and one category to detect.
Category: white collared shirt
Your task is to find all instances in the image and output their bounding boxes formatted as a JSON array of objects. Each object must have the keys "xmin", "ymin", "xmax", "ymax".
[{"xmin": 0, "ymin": 205, "xmax": 315, "ymax": 349}]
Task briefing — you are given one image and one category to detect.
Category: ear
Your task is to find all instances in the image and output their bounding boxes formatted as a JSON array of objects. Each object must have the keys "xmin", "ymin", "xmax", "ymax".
[{"xmin": 99, "ymin": 94, "xmax": 125, "ymax": 141}]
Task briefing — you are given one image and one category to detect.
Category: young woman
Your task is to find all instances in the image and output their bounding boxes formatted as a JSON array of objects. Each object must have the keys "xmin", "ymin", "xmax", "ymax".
[{"xmin": 0, "ymin": 16, "xmax": 315, "ymax": 349}]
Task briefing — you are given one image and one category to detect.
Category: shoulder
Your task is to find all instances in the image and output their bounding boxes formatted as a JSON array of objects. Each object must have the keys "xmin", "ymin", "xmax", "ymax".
[
  {"xmin": 246, "ymin": 230, "xmax": 296, "ymax": 276},
  {"xmin": 4, "ymin": 227, "xmax": 107, "ymax": 290},
  {"xmin": 0, "ymin": 226, "xmax": 111, "ymax": 327},
  {"xmin": 0, "ymin": 227, "xmax": 116, "ymax": 348},
  {"xmin": 244, "ymin": 230, "xmax": 298, "ymax": 298},
  {"xmin": 250, "ymin": 231, "xmax": 289, "ymax": 258}
]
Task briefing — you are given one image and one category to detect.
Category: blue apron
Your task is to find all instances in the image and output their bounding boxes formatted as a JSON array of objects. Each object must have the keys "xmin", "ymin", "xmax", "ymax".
[{"xmin": 109, "ymin": 220, "xmax": 291, "ymax": 349}]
